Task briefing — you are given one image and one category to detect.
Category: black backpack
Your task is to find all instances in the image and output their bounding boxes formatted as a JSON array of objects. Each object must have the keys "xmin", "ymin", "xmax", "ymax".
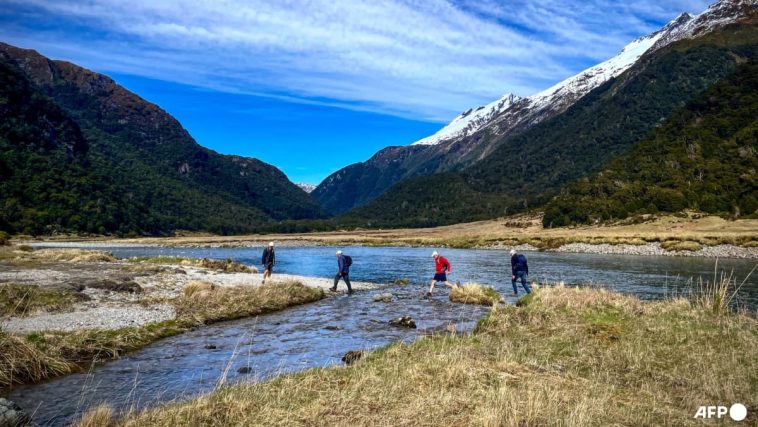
[{"xmin": 344, "ymin": 255, "xmax": 353, "ymax": 267}]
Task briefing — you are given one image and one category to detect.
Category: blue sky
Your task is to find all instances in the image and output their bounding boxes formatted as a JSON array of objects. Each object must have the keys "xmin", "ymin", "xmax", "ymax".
[{"xmin": 0, "ymin": 0, "xmax": 709, "ymax": 184}]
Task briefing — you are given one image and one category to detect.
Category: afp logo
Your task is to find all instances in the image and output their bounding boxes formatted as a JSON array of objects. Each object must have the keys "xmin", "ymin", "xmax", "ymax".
[{"xmin": 694, "ymin": 403, "xmax": 747, "ymax": 421}]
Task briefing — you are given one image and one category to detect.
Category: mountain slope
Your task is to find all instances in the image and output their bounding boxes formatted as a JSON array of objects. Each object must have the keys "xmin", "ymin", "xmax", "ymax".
[
  {"xmin": 340, "ymin": 23, "xmax": 758, "ymax": 228},
  {"xmin": 542, "ymin": 59, "xmax": 758, "ymax": 226},
  {"xmin": 314, "ymin": 1, "xmax": 752, "ymax": 215},
  {"xmin": 0, "ymin": 43, "xmax": 324, "ymax": 235}
]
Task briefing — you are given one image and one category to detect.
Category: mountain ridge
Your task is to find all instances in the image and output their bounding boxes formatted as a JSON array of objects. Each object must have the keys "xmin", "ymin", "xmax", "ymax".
[
  {"xmin": 313, "ymin": 0, "xmax": 754, "ymax": 215},
  {"xmin": 0, "ymin": 42, "xmax": 325, "ymax": 235}
]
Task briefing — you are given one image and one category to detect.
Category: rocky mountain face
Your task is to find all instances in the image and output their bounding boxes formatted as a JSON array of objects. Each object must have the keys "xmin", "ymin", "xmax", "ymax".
[
  {"xmin": 314, "ymin": 0, "xmax": 757, "ymax": 215},
  {"xmin": 339, "ymin": 11, "xmax": 758, "ymax": 227},
  {"xmin": 296, "ymin": 183, "xmax": 316, "ymax": 193},
  {"xmin": 0, "ymin": 43, "xmax": 325, "ymax": 235}
]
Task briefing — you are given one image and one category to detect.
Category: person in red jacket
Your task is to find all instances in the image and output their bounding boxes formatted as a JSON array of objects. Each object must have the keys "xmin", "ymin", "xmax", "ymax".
[{"xmin": 427, "ymin": 251, "xmax": 457, "ymax": 297}]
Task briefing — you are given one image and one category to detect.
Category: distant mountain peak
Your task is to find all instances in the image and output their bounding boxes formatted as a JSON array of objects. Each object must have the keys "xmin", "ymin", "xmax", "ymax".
[{"xmin": 297, "ymin": 183, "xmax": 317, "ymax": 193}]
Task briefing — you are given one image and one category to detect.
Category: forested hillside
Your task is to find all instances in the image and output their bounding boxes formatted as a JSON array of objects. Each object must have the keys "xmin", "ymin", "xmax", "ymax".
[
  {"xmin": 340, "ymin": 26, "xmax": 758, "ymax": 228},
  {"xmin": 0, "ymin": 43, "xmax": 324, "ymax": 235},
  {"xmin": 542, "ymin": 59, "xmax": 758, "ymax": 226}
]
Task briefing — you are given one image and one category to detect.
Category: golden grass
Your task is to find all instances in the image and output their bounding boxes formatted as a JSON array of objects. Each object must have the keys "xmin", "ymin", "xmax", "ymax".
[
  {"xmin": 26, "ymin": 248, "xmax": 117, "ymax": 263},
  {"xmin": 122, "ymin": 285, "xmax": 758, "ymax": 427},
  {"xmin": 128, "ymin": 256, "xmax": 258, "ymax": 273},
  {"xmin": 182, "ymin": 280, "xmax": 215, "ymax": 297},
  {"xmin": 74, "ymin": 213, "xmax": 757, "ymax": 250},
  {"xmin": 0, "ymin": 282, "xmax": 323, "ymax": 390},
  {"xmin": 73, "ymin": 404, "xmax": 115, "ymax": 427},
  {"xmin": 661, "ymin": 240, "xmax": 702, "ymax": 251},
  {"xmin": 0, "ymin": 283, "xmax": 81, "ymax": 317},
  {"xmin": 449, "ymin": 283, "xmax": 502, "ymax": 306}
]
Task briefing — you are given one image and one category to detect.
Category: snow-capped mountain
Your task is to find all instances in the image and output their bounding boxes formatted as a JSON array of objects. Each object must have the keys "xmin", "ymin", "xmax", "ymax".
[
  {"xmin": 314, "ymin": 0, "xmax": 756, "ymax": 215},
  {"xmin": 411, "ymin": 0, "xmax": 756, "ymax": 147},
  {"xmin": 297, "ymin": 183, "xmax": 317, "ymax": 193},
  {"xmin": 413, "ymin": 93, "xmax": 521, "ymax": 146}
]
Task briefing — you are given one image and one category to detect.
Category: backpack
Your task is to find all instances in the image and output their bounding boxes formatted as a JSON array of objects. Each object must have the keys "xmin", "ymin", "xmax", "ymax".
[{"xmin": 344, "ymin": 255, "xmax": 353, "ymax": 268}]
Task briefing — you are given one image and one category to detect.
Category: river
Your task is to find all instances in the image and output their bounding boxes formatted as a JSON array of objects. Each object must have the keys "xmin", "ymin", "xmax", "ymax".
[{"xmin": 10, "ymin": 246, "xmax": 758, "ymax": 425}]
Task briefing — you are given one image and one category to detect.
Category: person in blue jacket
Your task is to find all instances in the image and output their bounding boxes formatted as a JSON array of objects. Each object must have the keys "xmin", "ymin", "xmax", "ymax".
[
  {"xmin": 330, "ymin": 250, "xmax": 353, "ymax": 294},
  {"xmin": 261, "ymin": 242, "xmax": 276, "ymax": 284},
  {"xmin": 510, "ymin": 249, "xmax": 532, "ymax": 296}
]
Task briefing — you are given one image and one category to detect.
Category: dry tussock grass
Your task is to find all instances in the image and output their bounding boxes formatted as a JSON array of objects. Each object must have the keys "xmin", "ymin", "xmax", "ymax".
[
  {"xmin": 123, "ymin": 285, "xmax": 758, "ymax": 427},
  {"xmin": 26, "ymin": 248, "xmax": 117, "ymax": 263},
  {"xmin": 182, "ymin": 280, "xmax": 215, "ymax": 297},
  {"xmin": 449, "ymin": 283, "xmax": 502, "ymax": 305},
  {"xmin": 72, "ymin": 404, "xmax": 114, "ymax": 427}
]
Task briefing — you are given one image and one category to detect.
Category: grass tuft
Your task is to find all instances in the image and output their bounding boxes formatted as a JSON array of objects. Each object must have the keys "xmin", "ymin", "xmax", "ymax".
[
  {"xmin": 449, "ymin": 284, "xmax": 502, "ymax": 306},
  {"xmin": 0, "ymin": 283, "xmax": 81, "ymax": 317},
  {"xmin": 72, "ymin": 404, "xmax": 114, "ymax": 427},
  {"xmin": 661, "ymin": 240, "xmax": 702, "ymax": 251},
  {"xmin": 182, "ymin": 280, "xmax": 215, "ymax": 297}
]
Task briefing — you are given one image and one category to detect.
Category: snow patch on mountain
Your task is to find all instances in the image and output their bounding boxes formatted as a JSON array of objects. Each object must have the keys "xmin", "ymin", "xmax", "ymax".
[
  {"xmin": 410, "ymin": 0, "xmax": 753, "ymax": 148},
  {"xmin": 412, "ymin": 93, "xmax": 521, "ymax": 146},
  {"xmin": 297, "ymin": 183, "xmax": 317, "ymax": 193}
]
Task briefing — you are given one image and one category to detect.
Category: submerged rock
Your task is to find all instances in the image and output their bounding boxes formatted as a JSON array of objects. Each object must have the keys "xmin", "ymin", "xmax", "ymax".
[
  {"xmin": 341, "ymin": 350, "xmax": 365, "ymax": 365},
  {"xmin": 0, "ymin": 398, "xmax": 30, "ymax": 427},
  {"xmin": 204, "ymin": 344, "xmax": 217, "ymax": 350},
  {"xmin": 324, "ymin": 325, "xmax": 342, "ymax": 331},
  {"xmin": 389, "ymin": 316, "xmax": 417, "ymax": 329},
  {"xmin": 373, "ymin": 293, "xmax": 393, "ymax": 303},
  {"xmin": 237, "ymin": 366, "xmax": 252, "ymax": 374}
]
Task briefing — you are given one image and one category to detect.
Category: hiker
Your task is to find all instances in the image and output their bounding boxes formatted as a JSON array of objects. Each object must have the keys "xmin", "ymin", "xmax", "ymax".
[
  {"xmin": 427, "ymin": 251, "xmax": 457, "ymax": 297},
  {"xmin": 510, "ymin": 249, "xmax": 532, "ymax": 296},
  {"xmin": 261, "ymin": 242, "xmax": 275, "ymax": 284},
  {"xmin": 330, "ymin": 250, "xmax": 353, "ymax": 294}
]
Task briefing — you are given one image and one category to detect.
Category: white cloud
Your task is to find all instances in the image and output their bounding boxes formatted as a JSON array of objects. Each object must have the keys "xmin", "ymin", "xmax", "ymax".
[{"xmin": 2, "ymin": 0, "xmax": 711, "ymax": 121}]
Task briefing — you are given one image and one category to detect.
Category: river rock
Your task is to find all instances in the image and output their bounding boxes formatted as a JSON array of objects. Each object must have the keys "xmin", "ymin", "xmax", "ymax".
[
  {"xmin": 204, "ymin": 344, "xmax": 217, "ymax": 350},
  {"xmin": 373, "ymin": 293, "xmax": 393, "ymax": 302},
  {"xmin": 389, "ymin": 316, "xmax": 416, "ymax": 329},
  {"xmin": 324, "ymin": 325, "xmax": 341, "ymax": 331},
  {"xmin": 342, "ymin": 350, "xmax": 365, "ymax": 365},
  {"xmin": 237, "ymin": 366, "xmax": 252, "ymax": 374},
  {"xmin": 0, "ymin": 398, "xmax": 30, "ymax": 427}
]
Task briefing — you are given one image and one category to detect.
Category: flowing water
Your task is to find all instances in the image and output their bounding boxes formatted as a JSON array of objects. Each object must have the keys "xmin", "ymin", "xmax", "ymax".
[{"xmin": 9, "ymin": 246, "xmax": 758, "ymax": 426}]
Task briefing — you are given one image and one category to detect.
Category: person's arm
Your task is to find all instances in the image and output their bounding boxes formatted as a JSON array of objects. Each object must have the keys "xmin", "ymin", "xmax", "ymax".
[
  {"xmin": 445, "ymin": 259, "xmax": 451, "ymax": 273},
  {"xmin": 262, "ymin": 249, "xmax": 266, "ymax": 265},
  {"xmin": 525, "ymin": 257, "xmax": 528, "ymax": 275},
  {"xmin": 338, "ymin": 256, "xmax": 344, "ymax": 274},
  {"xmin": 272, "ymin": 250, "xmax": 276, "ymax": 266},
  {"xmin": 511, "ymin": 257, "xmax": 516, "ymax": 278}
]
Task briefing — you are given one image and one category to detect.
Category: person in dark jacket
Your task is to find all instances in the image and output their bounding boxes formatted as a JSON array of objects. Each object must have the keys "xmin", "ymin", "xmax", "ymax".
[
  {"xmin": 261, "ymin": 242, "xmax": 275, "ymax": 284},
  {"xmin": 510, "ymin": 249, "xmax": 532, "ymax": 296},
  {"xmin": 330, "ymin": 250, "xmax": 353, "ymax": 294}
]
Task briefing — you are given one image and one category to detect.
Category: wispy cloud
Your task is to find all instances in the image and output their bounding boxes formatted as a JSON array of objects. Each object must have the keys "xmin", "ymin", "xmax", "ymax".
[{"xmin": 1, "ymin": 0, "xmax": 710, "ymax": 121}]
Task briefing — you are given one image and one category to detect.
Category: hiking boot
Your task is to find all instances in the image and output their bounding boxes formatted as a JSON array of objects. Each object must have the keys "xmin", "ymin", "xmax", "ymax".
[
  {"xmin": 347, "ymin": 290, "xmax": 354, "ymax": 295},
  {"xmin": 426, "ymin": 292, "xmax": 433, "ymax": 298},
  {"xmin": 329, "ymin": 287, "xmax": 337, "ymax": 293},
  {"xmin": 513, "ymin": 292, "xmax": 518, "ymax": 297}
]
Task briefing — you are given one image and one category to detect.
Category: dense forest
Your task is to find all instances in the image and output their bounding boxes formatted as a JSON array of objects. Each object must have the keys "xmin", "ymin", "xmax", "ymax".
[
  {"xmin": 542, "ymin": 59, "xmax": 758, "ymax": 226},
  {"xmin": 0, "ymin": 43, "xmax": 324, "ymax": 236},
  {"xmin": 339, "ymin": 26, "xmax": 758, "ymax": 228}
]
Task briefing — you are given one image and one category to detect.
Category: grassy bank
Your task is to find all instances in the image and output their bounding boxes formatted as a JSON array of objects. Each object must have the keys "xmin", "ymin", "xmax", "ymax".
[
  {"xmin": 57, "ymin": 213, "xmax": 758, "ymax": 250},
  {"xmin": 0, "ymin": 281, "xmax": 323, "ymax": 390},
  {"xmin": 116, "ymin": 285, "xmax": 757, "ymax": 427}
]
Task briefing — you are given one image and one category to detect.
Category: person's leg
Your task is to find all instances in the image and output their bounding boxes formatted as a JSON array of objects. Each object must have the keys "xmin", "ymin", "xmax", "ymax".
[
  {"xmin": 331, "ymin": 273, "xmax": 340, "ymax": 291},
  {"xmin": 512, "ymin": 274, "xmax": 519, "ymax": 295},
  {"xmin": 443, "ymin": 281, "xmax": 456, "ymax": 289},
  {"xmin": 343, "ymin": 274, "xmax": 353, "ymax": 293},
  {"xmin": 520, "ymin": 272, "xmax": 532, "ymax": 294},
  {"xmin": 428, "ymin": 280, "xmax": 437, "ymax": 295}
]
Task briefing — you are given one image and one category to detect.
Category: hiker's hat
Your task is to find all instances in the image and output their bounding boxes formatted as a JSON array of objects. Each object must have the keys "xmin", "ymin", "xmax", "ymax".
[
  {"xmin": 431, "ymin": 251, "xmax": 439, "ymax": 257},
  {"xmin": 269, "ymin": 242, "xmax": 274, "ymax": 247},
  {"xmin": 509, "ymin": 249, "xmax": 517, "ymax": 255},
  {"xmin": 336, "ymin": 250, "xmax": 343, "ymax": 255}
]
